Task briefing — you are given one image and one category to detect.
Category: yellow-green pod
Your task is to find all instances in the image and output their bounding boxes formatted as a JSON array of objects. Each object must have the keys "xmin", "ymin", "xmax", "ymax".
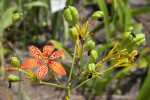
[
  {"xmin": 88, "ymin": 63, "xmax": 95, "ymax": 72},
  {"xmin": 91, "ymin": 50, "xmax": 98, "ymax": 63},
  {"xmin": 8, "ymin": 74, "xmax": 19, "ymax": 82},
  {"xmin": 84, "ymin": 40, "xmax": 95, "ymax": 51},
  {"xmin": 64, "ymin": 6, "xmax": 79, "ymax": 26},
  {"xmin": 12, "ymin": 13, "xmax": 21, "ymax": 23},
  {"xmin": 91, "ymin": 63, "xmax": 95, "ymax": 72},
  {"xmin": 128, "ymin": 26, "xmax": 134, "ymax": 31},
  {"xmin": 120, "ymin": 32, "xmax": 132, "ymax": 49},
  {"xmin": 91, "ymin": 11, "xmax": 104, "ymax": 22},
  {"xmin": 133, "ymin": 34, "xmax": 146, "ymax": 46},
  {"xmin": 9, "ymin": 57, "xmax": 20, "ymax": 68},
  {"xmin": 126, "ymin": 33, "xmax": 146, "ymax": 53},
  {"xmin": 88, "ymin": 64, "xmax": 92, "ymax": 72},
  {"xmin": 69, "ymin": 27, "xmax": 78, "ymax": 42}
]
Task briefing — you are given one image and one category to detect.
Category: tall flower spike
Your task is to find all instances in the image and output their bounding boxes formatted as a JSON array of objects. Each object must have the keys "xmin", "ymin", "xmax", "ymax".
[
  {"xmin": 48, "ymin": 61, "xmax": 66, "ymax": 75},
  {"xmin": 43, "ymin": 45, "xmax": 55, "ymax": 57},
  {"xmin": 29, "ymin": 46, "xmax": 43, "ymax": 59}
]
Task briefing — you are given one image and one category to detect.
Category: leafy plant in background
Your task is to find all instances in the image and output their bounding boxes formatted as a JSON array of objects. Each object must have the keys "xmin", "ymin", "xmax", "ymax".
[
  {"xmin": 80, "ymin": 0, "xmax": 150, "ymax": 98},
  {"xmin": 5, "ymin": 6, "xmax": 146, "ymax": 100}
]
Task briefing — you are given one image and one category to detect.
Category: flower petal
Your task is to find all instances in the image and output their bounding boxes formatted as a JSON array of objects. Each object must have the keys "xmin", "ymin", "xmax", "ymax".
[
  {"xmin": 37, "ymin": 64, "xmax": 48, "ymax": 79},
  {"xmin": 49, "ymin": 50, "xmax": 65, "ymax": 60},
  {"xmin": 48, "ymin": 61, "xmax": 66, "ymax": 75},
  {"xmin": 43, "ymin": 45, "xmax": 55, "ymax": 57},
  {"xmin": 21, "ymin": 59, "xmax": 43, "ymax": 69},
  {"xmin": 29, "ymin": 45, "xmax": 43, "ymax": 59}
]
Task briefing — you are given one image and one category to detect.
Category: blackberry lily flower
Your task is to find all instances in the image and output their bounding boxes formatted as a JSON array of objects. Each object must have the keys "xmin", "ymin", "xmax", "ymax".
[{"xmin": 21, "ymin": 45, "xmax": 66, "ymax": 79}]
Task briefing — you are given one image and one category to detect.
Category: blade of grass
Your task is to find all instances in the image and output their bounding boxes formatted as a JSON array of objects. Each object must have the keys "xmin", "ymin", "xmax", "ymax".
[
  {"xmin": 97, "ymin": 0, "xmax": 110, "ymax": 43},
  {"xmin": 113, "ymin": 0, "xmax": 124, "ymax": 26},
  {"xmin": 137, "ymin": 65, "xmax": 150, "ymax": 100},
  {"xmin": 132, "ymin": 7, "xmax": 150, "ymax": 16},
  {"xmin": 124, "ymin": 2, "xmax": 132, "ymax": 31}
]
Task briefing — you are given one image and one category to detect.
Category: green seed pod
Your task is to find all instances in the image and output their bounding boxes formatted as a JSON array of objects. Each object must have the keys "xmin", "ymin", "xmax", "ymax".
[
  {"xmin": 84, "ymin": 40, "xmax": 95, "ymax": 51},
  {"xmin": 91, "ymin": 11, "xmax": 104, "ymax": 22},
  {"xmin": 135, "ymin": 38, "xmax": 146, "ymax": 46},
  {"xmin": 9, "ymin": 57, "xmax": 20, "ymax": 68},
  {"xmin": 69, "ymin": 27, "xmax": 78, "ymax": 42},
  {"xmin": 126, "ymin": 34, "xmax": 146, "ymax": 53},
  {"xmin": 64, "ymin": 6, "xmax": 79, "ymax": 26},
  {"xmin": 88, "ymin": 63, "xmax": 95, "ymax": 72},
  {"xmin": 8, "ymin": 74, "xmax": 19, "ymax": 82},
  {"xmin": 90, "ymin": 50, "xmax": 98, "ymax": 63},
  {"xmin": 120, "ymin": 32, "xmax": 132, "ymax": 49},
  {"xmin": 12, "ymin": 13, "xmax": 21, "ymax": 23},
  {"xmin": 128, "ymin": 26, "xmax": 134, "ymax": 31},
  {"xmin": 133, "ymin": 34, "xmax": 146, "ymax": 46}
]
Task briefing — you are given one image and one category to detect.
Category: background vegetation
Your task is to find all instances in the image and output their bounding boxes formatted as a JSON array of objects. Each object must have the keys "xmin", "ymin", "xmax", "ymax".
[{"xmin": 0, "ymin": 0, "xmax": 150, "ymax": 100}]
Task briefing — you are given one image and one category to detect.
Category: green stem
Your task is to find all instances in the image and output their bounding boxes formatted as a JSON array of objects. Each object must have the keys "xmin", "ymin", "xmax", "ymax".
[
  {"xmin": 71, "ymin": 66, "xmax": 114, "ymax": 93},
  {"xmin": 41, "ymin": 82, "xmax": 66, "ymax": 88},
  {"xmin": 68, "ymin": 83, "xmax": 71, "ymax": 100},
  {"xmin": 71, "ymin": 78, "xmax": 90, "ymax": 94},
  {"xmin": 80, "ymin": 43, "xmax": 84, "ymax": 71},
  {"xmin": 101, "ymin": 66, "xmax": 114, "ymax": 73},
  {"xmin": 22, "ymin": 0, "xmax": 26, "ymax": 58},
  {"xmin": 68, "ymin": 45, "xmax": 77, "ymax": 82},
  {"xmin": 0, "ymin": 39, "xmax": 5, "ymax": 80},
  {"xmin": 55, "ymin": 78, "xmax": 64, "ymax": 86}
]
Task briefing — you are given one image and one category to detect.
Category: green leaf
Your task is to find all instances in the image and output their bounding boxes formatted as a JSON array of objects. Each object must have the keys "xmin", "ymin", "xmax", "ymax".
[
  {"xmin": 137, "ymin": 65, "xmax": 150, "ymax": 100},
  {"xmin": 95, "ymin": 62, "xmax": 115, "ymax": 95},
  {"xmin": 113, "ymin": 0, "xmax": 124, "ymax": 26},
  {"xmin": 109, "ymin": 67, "xmax": 131, "ymax": 91},
  {"xmin": 0, "ymin": 48, "xmax": 11, "ymax": 54},
  {"xmin": 49, "ymin": 40, "xmax": 73, "ymax": 58},
  {"xmin": 0, "ymin": 6, "xmax": 17, "ymax": 34},
  {"xmin": 61, "ymin": 63, "xmax": 71, "ymax": 72},
  {"xmin": 124, "ymin": 2, "xmax": 132, "ymax": 31},
  {"xmin": 133, "ymin": 24, "xmax": 143, "ymax": 34},
  {"xmin": 132, "ymin": 7, "xmax": 150, "ymax": 16},
  {"xmin": 97, "ymin": 0, "xmax": 110, "ymax": 42},
  {"xmin": 24, "ymin": 1, "xmax": 49, "ymax": 9}
]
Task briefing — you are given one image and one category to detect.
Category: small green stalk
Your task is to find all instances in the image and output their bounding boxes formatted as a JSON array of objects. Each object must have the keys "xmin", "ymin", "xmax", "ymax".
[
  {"xmin": 68, "ymin": 45, "xmax": 77, "ymax": 82},
  {"xmin": 80, "ymin": 43, "xmax": 84, "ymax": 71},
  {"xmin": 71, "ymin": 67, "xmax": 114, "ymax": 93},
  {"xmin": 41, "ymin": 82, "xmax": 66, "ymax": 88}
]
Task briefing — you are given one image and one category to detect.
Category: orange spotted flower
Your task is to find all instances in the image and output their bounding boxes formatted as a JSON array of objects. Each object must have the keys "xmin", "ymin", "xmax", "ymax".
[{"xmin": 21, "ymin": 45, "xmax": 66, "ymax": 79}]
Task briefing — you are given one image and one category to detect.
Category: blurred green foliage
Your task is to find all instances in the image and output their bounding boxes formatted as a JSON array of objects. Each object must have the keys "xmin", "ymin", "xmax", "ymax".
[{"xmin": 0, "ymin": 0, "xmax": 150, "ymax": 99}]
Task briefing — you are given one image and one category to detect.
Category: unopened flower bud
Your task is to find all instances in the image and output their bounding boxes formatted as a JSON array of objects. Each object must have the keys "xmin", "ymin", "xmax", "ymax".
[
  {"xmin": 88, "ymin": 63, "xmax": 95, "ymax": 72},
  {"xmin": 90, "ymin": 50, "xmax": 98, "ymax": 63},
  {"xmin": 6, "ymin": 68, "xmax": 18, "ymax": 71},
  {"xmin": 69, "ymin": 27, "xmax": 78, "ymax": 42},
  {"xmin": 12, "ymin": 13, "xmax": 21, "ymax": 23},
  {"xmin": 8, "ymin": 74, "xmax": 19, "ymax": 82},
  {"xmin": 84, "ymin": 40, "xmax": 95, "ymax": 51},
  {"xmin": 91, "ymin": 11, "xmax": 104, "ymax": 22},
  {"xmin": 64, "ymin": 6, "xmax": 79, "ymax": 26},
  {"xmin": 9, "ymin": 57, "xmax": 20, "ymax": 68}
]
